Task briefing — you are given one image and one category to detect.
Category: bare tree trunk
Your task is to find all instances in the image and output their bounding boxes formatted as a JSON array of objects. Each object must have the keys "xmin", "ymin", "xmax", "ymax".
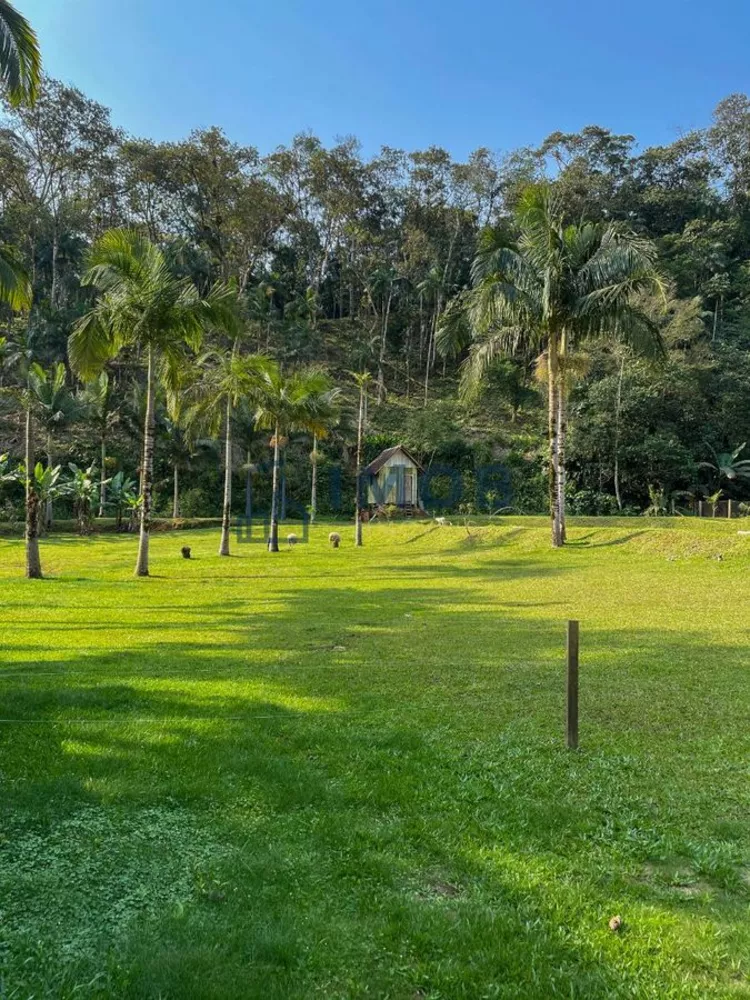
[
  {"xmin": 423, "ymin": 335, "xmax": 431, "ymax": 406},
  {"xmin": 268, "ymin": 422, "xmax": 281, "ymax": 552},
  {"xmin": 310, "ymin": 433, "xmax": 318, "ymax": 524},
  {"xmin": 418, "ymin": 291, "xmax": 425, "ymax": 365},
  {"xmin": 25, "ymin": 405, "xmax": 42, "ymax": 578},
  {"xmin": 98, "ymin": 435, "xmax": 107, "ymax": 518},
  {"xmin": 376, "ymin": 286, "xmax": 393, "ymax": 404},
  {"xmin": 50, "ymin": 226, "xmax": 59, "ymax": 310},
  {"xmin": 135, "ymin": 347, "xmax": 155, "ymax": 577},
  {"xmin": 219, "ymin": 397, "xmax": 232, "ymax": 556},
  {"xmin": 172, "ymin": 465, "xmax": 180, "ymax": 520},
  {"xmin": 405, "ymin": 322, "xmax": 412, "ymax": 399},
  {"xmin": 355, "ymin": 384, "xmax": 365, "ymax": 547}
]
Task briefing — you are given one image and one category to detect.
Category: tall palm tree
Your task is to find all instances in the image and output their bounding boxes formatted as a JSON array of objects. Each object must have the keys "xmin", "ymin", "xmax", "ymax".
[
  {"xmin": 78, "ymin": 372, "xmax": 116, "ymax": 517},
  {"xmin": 188, "ymin": 346, "xmax": 271, "ymax": 556},
  {"xmin": 459, "ymin": 183, "xmax": 664, "ymax": 547},
  {"xmin": 351, "ymin": 371, "xmax": 372, "ymax": 547},
  {"xmin": 28, "ymin": 361, "xmax": 78, "ymax": 528},
  {"xmin": 69, "ymin": 229, "xmax": 237, "ymax": 576},
  {"xmin": 254, "ymin": 365, "xmax": 336, "ymax": 552},
  {"xmin": 0, "ymin": 1, "xmax": 40, "ymax": 106},
  {"xmin": 232, "ymin": 400, "xmax": 260, "ymax": 527},
  {"xmin": 308, "ymin": 387, "xmax": 340, "ymax": 524}
]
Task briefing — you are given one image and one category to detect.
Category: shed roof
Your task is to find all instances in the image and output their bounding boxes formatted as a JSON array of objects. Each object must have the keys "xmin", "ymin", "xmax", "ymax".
[{"xmin": 364, "ymin": 444, "xmax": 423, "ymax": 476}]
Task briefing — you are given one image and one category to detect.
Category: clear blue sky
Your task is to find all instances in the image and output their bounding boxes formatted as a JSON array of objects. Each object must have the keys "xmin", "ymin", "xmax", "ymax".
[{"xmin": 22, "ymin": 0, "xmax": 750, "ymax": 158}]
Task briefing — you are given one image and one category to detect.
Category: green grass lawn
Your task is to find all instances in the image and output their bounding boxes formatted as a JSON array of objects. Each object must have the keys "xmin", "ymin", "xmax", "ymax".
[{"xmin": 1, "ymin": 518, "xmax": 749, "ymax": 999}]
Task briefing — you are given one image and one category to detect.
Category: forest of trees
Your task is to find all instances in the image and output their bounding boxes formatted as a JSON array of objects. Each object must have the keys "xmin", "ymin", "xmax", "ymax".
[{"xmin": 2, "ymin": 75, "xmax": 750, "ymax": 547}]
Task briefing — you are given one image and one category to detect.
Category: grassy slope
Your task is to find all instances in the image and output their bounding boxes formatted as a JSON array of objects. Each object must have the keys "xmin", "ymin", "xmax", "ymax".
[{"xmin": 1, "ymin": 518, "xmax": 749, "ymax": 999}]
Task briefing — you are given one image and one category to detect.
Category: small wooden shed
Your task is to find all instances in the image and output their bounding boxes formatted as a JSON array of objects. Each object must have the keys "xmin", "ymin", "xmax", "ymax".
[{"xmin": 364, "ymin": 445, "xmax": 423, "ymax": 510}]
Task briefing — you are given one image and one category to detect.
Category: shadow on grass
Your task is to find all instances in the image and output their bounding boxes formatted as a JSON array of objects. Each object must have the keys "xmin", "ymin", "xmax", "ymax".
[{"xmin": 2, "ymin": 574, "xmax": 750, "ymax": 998}]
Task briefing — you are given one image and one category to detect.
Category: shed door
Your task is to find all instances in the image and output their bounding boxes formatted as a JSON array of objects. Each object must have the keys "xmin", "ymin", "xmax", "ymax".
[{"xmin": 403, "ymin": 468, "xmax": 415, "ymax": 504}]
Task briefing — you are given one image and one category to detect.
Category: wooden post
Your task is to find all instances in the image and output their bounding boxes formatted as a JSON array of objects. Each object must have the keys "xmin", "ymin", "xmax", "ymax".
[
  {"xmin": 728, "ymin": 500, "xmax": 733, "ymax": 519},
  {"xmin": 566, "ymin": 620, "xmax": 579, "ymax": 750}
]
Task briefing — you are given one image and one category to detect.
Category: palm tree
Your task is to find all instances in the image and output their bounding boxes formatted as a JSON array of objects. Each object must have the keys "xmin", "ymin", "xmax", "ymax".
[
  {"xmin": 189, "ymin": 346, "xmax": 271, "ymax": 556},
  {"xmin": 161, "ymin": 405, "xmax": 195, "ymax": 521},
  {"xmin": 78, "ymin": 372, "xmax": 117, "ymax": 517},
  {"xmin": 458, "ymin": 183, "xmax": 664, "ymax": 547},
  {"xmin": 0, "ymin": 1, "xmax": 40, "ymax": 106},
  {"xmin": 254, "ymin": 365, "xmax": 336, "ymax": 552},
  {"xmin": 351, "ymin": 371, "xmax": 372, "ymax": 547},
  {"xmin": 231, "ymin": 400, "xmax": 260, "ymax": 527},
  {"xmin": 309, "ymin": 389, "xmax": 341, "ymax": 523},
  {"xmin": 0, "ymin": 335, "xmax": 43, "ymax": 575},
  {"xmin": 69, "ymin": 229, "xmax": 237, "ymax": 576},
  {"xmin": 28, "ymin": 361, "xmax": 78, "ymax": 528}
]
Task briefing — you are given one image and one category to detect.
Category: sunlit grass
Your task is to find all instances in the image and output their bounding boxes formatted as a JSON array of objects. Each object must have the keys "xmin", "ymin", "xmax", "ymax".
[{"xmin": 1, "ymin": 518, "xmax": 749, "ymax": 998}]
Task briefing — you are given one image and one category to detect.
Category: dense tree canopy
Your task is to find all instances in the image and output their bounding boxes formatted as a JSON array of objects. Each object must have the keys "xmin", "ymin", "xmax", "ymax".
[{"xmin": 1, "ymin": 75, "xmax": 750, "ymax": 534}]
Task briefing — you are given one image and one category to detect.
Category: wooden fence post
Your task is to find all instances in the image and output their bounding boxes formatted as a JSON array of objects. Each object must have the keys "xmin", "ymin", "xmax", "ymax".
[
  {"xmin": 728, "ymin": 500, "xmax": 733, "ymax": 519},
  {"xmin": 566, "ymin": 620, "xmax": 579, "ymax": 750}
]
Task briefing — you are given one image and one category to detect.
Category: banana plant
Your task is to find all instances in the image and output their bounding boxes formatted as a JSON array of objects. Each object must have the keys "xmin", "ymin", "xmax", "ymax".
[
  {"xmin": 700, "ymin": 443, "xmax": 750, "ymax": 485},
  {"xmin": 68, "ymin": 463, "xmax": 108, "ymax": 535},
  {"xmin": 106, "ymin": 470, "xmax": 138, "ymax": 531},
  {"xmin": 0, "ymin": 452, "xmax": 14, "ymax": 482},
  {"xmin": 12, "ymin": 461, "xmax": 69, "ymax": 577}
]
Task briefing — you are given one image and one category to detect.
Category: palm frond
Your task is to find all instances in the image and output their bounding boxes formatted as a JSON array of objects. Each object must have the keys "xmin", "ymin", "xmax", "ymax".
[
  {"xmin": 0, "ymin": 0, "xmax": 40, "ymax": 106},
  {"xmin": 459, "ymin": 327, "xmax": 525, "ymax": 402},
  {"xmin": 0, "ymin": 243, "xmax": 31, "ymax": 309}
]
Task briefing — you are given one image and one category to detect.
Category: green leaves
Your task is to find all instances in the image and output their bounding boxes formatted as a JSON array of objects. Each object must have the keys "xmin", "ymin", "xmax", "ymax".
[
  {"xmin": 460, "ymin": 181, "xmax": 666, "ymax": 393},
  {"xmin": 700, "ymin": 442, "xmax": 750, "ymax": 483},
  {"xmin": 254, "ymin": 365, "xmax": 340, "ymax": 439},
  {"xmin": 0, "ymin": 0, "xmax": 40, "ymax": 107},
  {"xmin": 0, "ymin": 242, "xmax": 31, "ymax": 310},
  {"xmin": 71, "ymin": 230, "xmax": 240, "ymax": 381}
]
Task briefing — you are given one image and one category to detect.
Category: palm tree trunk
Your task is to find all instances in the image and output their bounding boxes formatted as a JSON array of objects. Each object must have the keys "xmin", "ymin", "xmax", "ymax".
[
  {"xmin": 172, "ymin": 466, "xmax": 180, "ymax": 519},
  {"xmin": 219, "ymin": 397, "xmax": 232, "ymax": 556},
  {"xmin": 268, "ymin": 423, "xmax": 281, "ymax": 552},
  {"xmin": 548, "ymin": 338, "xmax": 563, "ymax": 548},
  {"xmin": 25, "ymin": 404, "xmax": 42, "ymax": 579},
  {"xmin": 280, "ymin": 453, "xmax": 287, "ymax": 522},
  {"xmin": 98, "ymin": 435, "xmax": 107, "ymax": 518},
  {"xmin": 556, "ymin": 377, "xmax": 568, "ymax": 545},
  {"xmin": 355, "ymin": 384, "xmax": 365, "ymax": 547},
  {"xmin": 245, "ymin": 450, "xmax": 253, "ymax": 524},
  {"xmin": 45, "ymin": 433, "xmax": 53, "ymax": 530},
  {"xmin": 310, "ymin": 433, "xmax": 318, "ymax": 524},
  {"xmin": 614, "ymin": 355, "xmax": 624, "ymax": 510},
  {"xmin": 135, "ymin": 347, "xmax": 155, "ymax": 577}
]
